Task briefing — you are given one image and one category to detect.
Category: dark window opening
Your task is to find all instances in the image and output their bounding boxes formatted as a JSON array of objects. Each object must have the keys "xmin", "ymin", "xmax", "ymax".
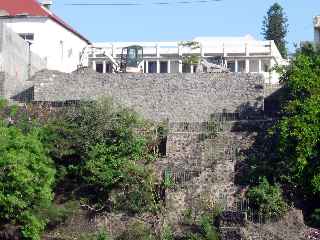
[
  {"xmin": 19, "ymin": 33, "xmax": 34, "ymax": 41},
  {"xmin": 182, "ymin": 64, "xmax": 191, "ymax": 73},
  {"xmin": 148, "ymin": 61, "xmax": 157, "ymax": 73},
  {"xmin": 227, "ymin": 61, "xmax": 235, "ymax": 72},
  {"xmin": 160, "ymin": 61, "xmax": 168, "ymax": 73},
  {"xmin": 106, "ymin": 63, "xmax": 112, "ymax": 73},
  {"xmin": 157, "ymin": 137, "xmax": 167, "ymax": 157},
  {"xmin": 96, "ymin": 63, "xmax": 103, "ymax": 73},
  {"xmin": 238, "ymin": 60, "xmax": 246, "ymax": 72}
]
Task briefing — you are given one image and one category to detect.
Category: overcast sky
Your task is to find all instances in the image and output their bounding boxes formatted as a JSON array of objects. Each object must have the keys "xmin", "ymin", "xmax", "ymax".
[{"xmin": 52, "ymin": 0, "xmax": 320, "ymax": 52}]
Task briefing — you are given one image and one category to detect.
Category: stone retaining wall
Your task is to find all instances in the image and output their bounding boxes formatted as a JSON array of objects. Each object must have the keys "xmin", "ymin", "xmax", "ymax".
[
  {"xmin": 0, "ymin": 72, "xmax": 4, "ymax": 97},
  {"xmin": 32, "ymin": 69, "xmax": 264, "ymax": 122}
]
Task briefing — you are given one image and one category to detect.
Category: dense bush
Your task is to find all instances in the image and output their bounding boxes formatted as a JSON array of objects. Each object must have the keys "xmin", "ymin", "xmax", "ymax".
[
  {"xmin": 40, "ymin": 98, "xmax": 159, "ymax": 213},
  {"xmin": 240, "ymin": 44, "xmax": 320, "ymax": 226},
  {"xmin": 0, "ymin": 102, "xmax": 56, "ymax": 240},
  {"xmin": 199, "ymin": 215, "xmax": 220, "ymax": 240},
  {"xmin": 113, "ymin": 164, "xmax": 158, "ymax": 214},
  {"xmin": 0, "ymin": 97, "xmax": 160, "ymax": 239},
  {"xmin": 67, "ymin": 99, "xmax": 158, "ymax": 211},
  {"xmin": 273, "ymin": 45, "xmax": 320, "ymax": 194},
  {"xmin": 246, "ymin": 177, "xmax": 288, "ymax": 219}
]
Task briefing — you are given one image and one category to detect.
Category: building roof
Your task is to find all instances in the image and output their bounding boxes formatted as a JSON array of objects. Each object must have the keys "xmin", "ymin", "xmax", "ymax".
[
  {"xmin": 0, "ymin": 0, "xmax": 90, "ymax": 44},
  {"xmin": 193, "ymin": 34, "xmax": 257, "ymax": 43}
]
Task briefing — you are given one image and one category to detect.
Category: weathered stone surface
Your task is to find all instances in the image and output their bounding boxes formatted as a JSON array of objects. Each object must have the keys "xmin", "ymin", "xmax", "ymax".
[
  {"xmin": 246, "ymin": 209, "xmax": 307, "ymax": 240},
  {"xmin": 0, "ymin": 72, "xmax": 4, "ymax": 97},
  {"xmin": 31, "ymin": 69, "xmax": 264, "ymax": 122}
]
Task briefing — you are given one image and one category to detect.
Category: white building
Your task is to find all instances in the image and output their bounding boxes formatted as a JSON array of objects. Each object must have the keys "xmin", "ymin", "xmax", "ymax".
[
  {"xmin": 314, "ymin": 16, "xmax": 320, "ymax": 43},
  {"xmin": 88, "ymin": 35, "xmax": 286, "ymax": 84},
  {"xmin": 0, "ymin": 0, "xmax": 90, "ymax": 73}
]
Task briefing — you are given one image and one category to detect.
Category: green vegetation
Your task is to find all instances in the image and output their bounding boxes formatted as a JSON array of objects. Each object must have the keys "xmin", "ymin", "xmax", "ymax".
[
  {"xmin": 179, "ymin": 41, "xmax": 201, "ymax": 65},
  {"xmin": 163, "ymin": 169, "xmax": 175, "ymax": 189},
  {"xmin": 199, "ymin": 215, "xmax": 220, "ymax": 240},
  {"xmin": 180, "ymin": 197, "xmax": 222, "ymax": 240},
  {"xmin": 262, "ymin": 2, "xmax": 288, "ymax": 58},
  {"xmin": 0, "ymin": 97, "xmax": 161, "ymax": 239},
  {"xmin": 160, "ymin": 225, "xmax": 174, "ymax": 240},
  {"xmin": 244, "ymin": 43, "xmax": 320, "ymax": 225},
  {"xmin": 246, "ymin": 177, "xmax": 288, "ymax": 219},
  {"xmin": 0, "ymin": 100, "xmax": 55, "ymax": 240}
]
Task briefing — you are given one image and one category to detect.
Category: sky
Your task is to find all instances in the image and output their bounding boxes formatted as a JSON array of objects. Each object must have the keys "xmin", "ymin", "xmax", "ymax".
[{"xmin": 51, "ymin": 0, "xmax": 320, "ymax": 52}]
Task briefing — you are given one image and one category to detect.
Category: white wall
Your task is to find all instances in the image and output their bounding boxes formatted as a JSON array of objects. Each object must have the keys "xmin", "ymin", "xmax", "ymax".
[
  {"xmin": 315, "ymin": 28, "xmax": 320, "ymax": 43},
  {"xmin": 91, "ymin": 37, "xmax": 286, "ymax": 84},
  {"xmin": 0, "ymin": 21, "xmax": 46, "ymax": 98},
  {"xmin": 4, "ymin": 17, "xmax": 88, "ymax": 73},
  {"xmin": 314, "ymin": 16, "xmax": 320, "ymax": 43}
]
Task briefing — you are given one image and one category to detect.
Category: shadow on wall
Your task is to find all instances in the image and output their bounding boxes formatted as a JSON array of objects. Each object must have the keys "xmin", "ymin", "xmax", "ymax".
[
  {"xmin": 236, "ymin": 101, "xmax": 264, "ymax": 120},
  {"xmin": 11, "ymin": 87, "xmax": 34, "ymax": 103},
  {"xmin": 209, "ymin": 101, "xmax": 264, "ymax": 123},
  {"xmin": 264, "ymin": 85, "xmax": 287, "ymax": 118}
]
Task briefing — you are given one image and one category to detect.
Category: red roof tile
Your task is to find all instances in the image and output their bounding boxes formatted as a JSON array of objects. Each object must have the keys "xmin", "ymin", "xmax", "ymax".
[{"xmin": 0, "ymin": 0, "xmax": 90, "ymax": 43}]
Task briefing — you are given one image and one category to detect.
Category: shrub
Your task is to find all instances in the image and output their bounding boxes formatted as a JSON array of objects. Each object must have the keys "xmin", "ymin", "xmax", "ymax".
[
  {"xmin": 0, "ymin": 123, "xmax": 56, "ymax": 240},
  {"xmin": 182, "ymin": 208, "xmax": 194, "ymax": 225},
  {"xmin": 163, "ymin": 169, "xmax": 175, "ymax": 189},
  {"xmin": 37, "ymin": 201, "xmax": 79, "ymax": 229},
  {"xmin": 246, "ymin": 177, "xmax": 288, "ymax": 220},
  {"xmin": 41, "ymin": 98, "xmax": 158, "ymax": 214},
  {"xmin": 20, "ymin": 212, "xmax": 46, "ymax": 240},
  {"xmin": 113, "ymin": 164, "xmax": 158, "ymax": 214},
  {"xmin": 200, "ymin": 215, "xmax": 220, "ymax": 240},
  {"xmin": 160, "ymin": 225, "xmax": 174, "ymax": 240},
  {"xmin": 71, "ymin": 99, "xmax": 158, "ymax": 213}
]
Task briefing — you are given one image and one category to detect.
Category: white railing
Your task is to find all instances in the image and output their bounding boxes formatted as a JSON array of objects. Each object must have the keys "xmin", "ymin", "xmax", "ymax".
[{"xmin": 90, "ymin": 41, "xmax": 274, "ymax": 58}]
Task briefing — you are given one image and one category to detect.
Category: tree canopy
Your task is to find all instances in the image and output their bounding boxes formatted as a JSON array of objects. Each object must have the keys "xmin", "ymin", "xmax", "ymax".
[{"xmin": 262, "ymin": 2, "xmax": 288, "ymax": 58}]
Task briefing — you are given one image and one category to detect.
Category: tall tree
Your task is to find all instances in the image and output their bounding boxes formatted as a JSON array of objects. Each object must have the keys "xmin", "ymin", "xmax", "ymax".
[{"xmin": 262, "ymin": 3, "xmax": 288, "ymax": 58}]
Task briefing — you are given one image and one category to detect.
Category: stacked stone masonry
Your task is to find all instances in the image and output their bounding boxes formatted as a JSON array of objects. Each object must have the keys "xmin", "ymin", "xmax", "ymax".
[
  {"xmin": 20, "ymin": 69, "xmax": 301, "ymax": 239},
  {"xmin": 0, "ymin": 72, "xmax": 4, "ymax": 97},
  {"xmin": 31, "ymin": 69, "xmax": 264, "ymax": 122}
]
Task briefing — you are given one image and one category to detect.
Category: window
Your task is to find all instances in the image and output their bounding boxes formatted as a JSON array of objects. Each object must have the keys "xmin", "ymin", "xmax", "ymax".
[
  {"xmin": 19, "ymin": 33, "xmax": 34, "ymax": 41},
  {"xmin": 249, "ymin": 60, "xmax": 259, "ymax": 72},
  {"xmin": 170, "ymin": 61, "xmax": 180, "ymax": 73},
  {"xmin": 96, "ymin": 63, "xmax": 103, "ymax": 73},
  {"xmin": 148, "ymin": 61, "xmax": 157, "ymax": 73},
  {"xmin": 262, "ymin": 60, "xmax": 271, "ymax": 72},
  {"xmin": 182, "ymin": 64, "xmax": 191, "ymax": 73},
  {"xmin": 237, "ymin": 60, "xmax": 246, "ymax": 73},
  {"xmin": 160, "ymin": 61, "xmax": 168, "ymax": 73},
  {"xmin": 227, "ymin": 61, "xmax": 236, "ymax": 72},
  {"xmin": 106, "ymin": 63, "xmax": 112, "ymax": 73}
]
